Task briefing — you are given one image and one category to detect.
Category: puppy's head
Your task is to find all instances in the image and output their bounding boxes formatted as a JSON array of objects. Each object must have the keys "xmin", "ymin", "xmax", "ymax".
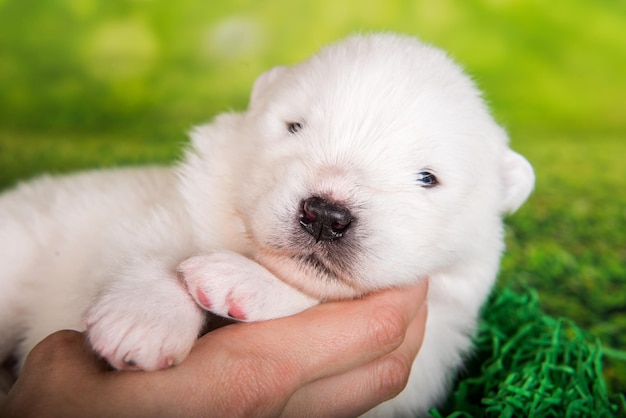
[{"xmin": 237, "ymin": 34, "xmax": 534, "ymax": 300}]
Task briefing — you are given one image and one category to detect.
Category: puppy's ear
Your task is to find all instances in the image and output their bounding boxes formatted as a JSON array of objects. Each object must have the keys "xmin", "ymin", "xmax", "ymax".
[
  {"xmin": 500, "ymin": 149, "xmax": 535, "ymax": 214},
  {"xmin": 250, "ymin": 66, "xmax": 287, "ymax": 107}
]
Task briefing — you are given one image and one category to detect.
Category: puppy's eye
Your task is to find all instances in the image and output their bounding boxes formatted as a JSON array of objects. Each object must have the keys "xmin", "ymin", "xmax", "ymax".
[
  {"xmin": 416, "ymin": 171, "xmax": 438, "ymax": 188},
  {"xmin": 287, "ymin": 122, "xmax": 303, "ymax": 134}
]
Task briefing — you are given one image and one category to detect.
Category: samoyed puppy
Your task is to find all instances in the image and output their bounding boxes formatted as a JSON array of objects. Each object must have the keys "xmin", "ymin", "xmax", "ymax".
[{"xmin": 0, "ymin": 33, "xmax": 534, "ymax": 416}]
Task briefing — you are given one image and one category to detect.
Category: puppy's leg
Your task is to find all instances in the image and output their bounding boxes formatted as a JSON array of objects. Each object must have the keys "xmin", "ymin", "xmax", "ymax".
[
  {"xmin": 84, "ymin": 258, "xmax": 206, "ymax": 371},
  {"xmin": 179, "ymin": 252, "xmax": 319, "ymax": 322},
  {"xmin": 84, "ymin": 210, "xmax": 206, "ymax": 371}
]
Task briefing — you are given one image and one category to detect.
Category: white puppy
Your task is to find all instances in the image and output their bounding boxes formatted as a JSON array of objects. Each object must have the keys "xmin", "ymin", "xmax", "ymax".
[{"xmin": 0, "ymin": 33, "xmax": 534, "ymax": 416}]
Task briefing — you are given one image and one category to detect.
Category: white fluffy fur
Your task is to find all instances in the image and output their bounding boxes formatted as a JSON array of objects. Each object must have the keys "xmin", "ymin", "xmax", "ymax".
[{"xmin": 0, "ymin": 33, "xmax": 534, "ymax": 416}]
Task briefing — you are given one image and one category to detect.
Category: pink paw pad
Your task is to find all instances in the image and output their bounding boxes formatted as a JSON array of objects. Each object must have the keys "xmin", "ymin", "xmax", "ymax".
[
  {"xmin": 226, "ymin": 295, "xmax": 247, "ymax": 321},
  {"xmin": 195, "ymin": 288, "xmax": 213, "ymax": 310},
  {"xmin": 159, "ymin": 356, "xmax": 175, "ymax": 369}
]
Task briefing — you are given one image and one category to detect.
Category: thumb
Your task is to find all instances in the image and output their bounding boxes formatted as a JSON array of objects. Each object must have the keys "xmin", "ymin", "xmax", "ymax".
[
  {"xmin": 22, "ymin": 330, "xmax": 108, "ymax": 376},
  {"xmin": 3, "ymin": 330, "xmax": 108, "ymax": 417}
]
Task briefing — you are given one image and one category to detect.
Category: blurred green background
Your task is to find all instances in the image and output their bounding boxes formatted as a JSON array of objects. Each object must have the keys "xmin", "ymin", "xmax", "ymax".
[{"xmin": 1, "ymin": 0, "xmax": 624, "ymax": 396}]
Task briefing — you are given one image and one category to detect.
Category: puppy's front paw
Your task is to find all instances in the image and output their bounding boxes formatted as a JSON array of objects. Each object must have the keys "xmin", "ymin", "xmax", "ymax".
[
  {"xmin": 85, "ymin": 286, "xmax": 204, "ymax": 371},
  {"xmin": 179, "ymin": 252, "xmax": 318, "ymax": 322}
]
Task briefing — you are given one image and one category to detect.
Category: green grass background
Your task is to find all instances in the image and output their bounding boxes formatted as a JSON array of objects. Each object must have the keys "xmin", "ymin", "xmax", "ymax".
[{"xmin": 1, "ymin": 0, "xmax": 624, "ymax": 397}]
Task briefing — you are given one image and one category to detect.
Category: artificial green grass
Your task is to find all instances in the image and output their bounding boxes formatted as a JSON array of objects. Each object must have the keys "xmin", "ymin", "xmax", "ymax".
[
  {"xmin": 501, "ymin": 134, "xmax": 626, "ymax": 396},
  {"xmin": 433, "ymin": 287, "xmax": 625, "ymax": 417}
]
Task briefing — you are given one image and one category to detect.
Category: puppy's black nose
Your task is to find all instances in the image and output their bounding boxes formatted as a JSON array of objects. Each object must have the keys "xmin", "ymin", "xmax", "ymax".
[{"xmin": 299, "ymin": 196, "xmax": 352, "ymax": 242}]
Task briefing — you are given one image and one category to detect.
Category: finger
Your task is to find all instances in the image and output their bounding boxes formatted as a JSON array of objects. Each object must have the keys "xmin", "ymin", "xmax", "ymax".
[
  {"xmin": 195, "ymin": 279, "xmax": 429, "ymax": 388},
  {"xmin": 293, "ymin": 279, "xmax": 429, "ymax": 383},
  {"xmin": 20, "ymin": 330, "xmax": 107, "ymax": 377},
  {"xmin": 140, "ymin": 280, "xmax": 429, "ymax": 418},
  {"xmin": 182, "ymin": 279, "xmax": 429, "ymax": 418},
  {"xmin": 281, "ymin": 303, "xmax": 428, "ymax": 418},
  {"xmin": 3, "ymin": 330, "xmax": 109, "ymax": 417}
]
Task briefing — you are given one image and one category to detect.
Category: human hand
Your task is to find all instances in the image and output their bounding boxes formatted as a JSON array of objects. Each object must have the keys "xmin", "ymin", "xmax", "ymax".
[{"xmin": 1, "ymin": 281, "xmax": 428, "ymax": 418}]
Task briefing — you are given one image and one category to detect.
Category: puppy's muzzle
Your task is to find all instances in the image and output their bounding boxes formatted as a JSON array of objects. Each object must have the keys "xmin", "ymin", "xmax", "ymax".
[{"xmin": 299, "ymin": 196, "xmax": 352, "ymax": 242}]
